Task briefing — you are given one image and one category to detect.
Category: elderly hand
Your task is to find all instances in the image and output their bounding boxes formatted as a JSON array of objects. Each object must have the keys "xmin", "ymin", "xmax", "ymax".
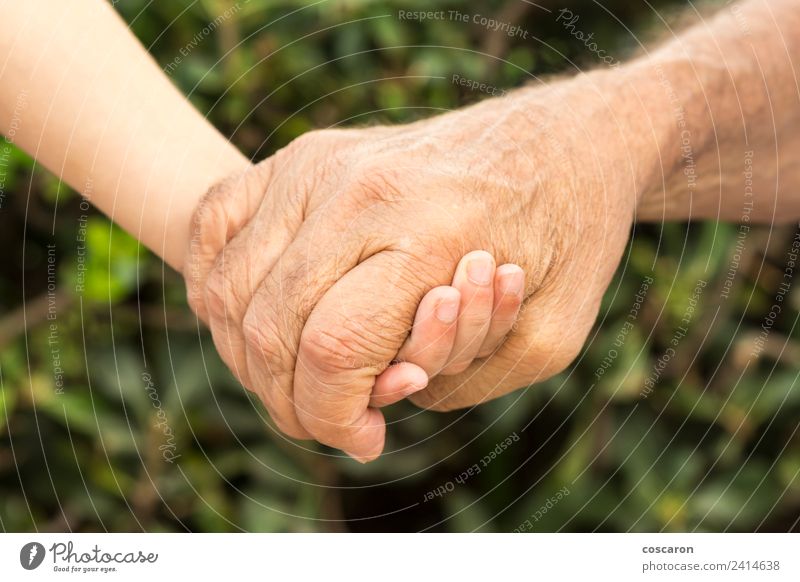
[{"xmin": 185, "ymin": 69, "xmax": 646, "ymax": 461}]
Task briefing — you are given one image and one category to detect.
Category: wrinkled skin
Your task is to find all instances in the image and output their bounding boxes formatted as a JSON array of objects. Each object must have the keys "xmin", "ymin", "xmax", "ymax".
[{"xmin": 184, "ymin": 79, "xmax": 638, "ymax": 461}]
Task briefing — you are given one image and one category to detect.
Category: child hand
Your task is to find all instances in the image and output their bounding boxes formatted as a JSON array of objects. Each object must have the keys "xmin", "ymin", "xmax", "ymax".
[{"xmin": 369, "ymin": 250, "xmax": 524, "ymax": 407}]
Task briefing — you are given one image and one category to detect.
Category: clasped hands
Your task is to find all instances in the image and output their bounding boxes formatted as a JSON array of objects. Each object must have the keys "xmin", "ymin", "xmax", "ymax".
[{"xmin": 183, "ymin": 81, "xmax": 636, "ymax": 462}]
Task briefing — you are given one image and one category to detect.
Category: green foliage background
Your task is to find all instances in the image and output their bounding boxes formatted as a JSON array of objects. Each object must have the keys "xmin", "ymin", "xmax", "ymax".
[{"xmin": 2, "ymin": 0, "xmax": 799, "ymax": 532}]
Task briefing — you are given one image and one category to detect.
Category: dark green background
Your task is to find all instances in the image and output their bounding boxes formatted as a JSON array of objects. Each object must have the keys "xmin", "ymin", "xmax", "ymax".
[{"xmin": 2, "ymin": 0, "xmax": 799, "ymax": 532}]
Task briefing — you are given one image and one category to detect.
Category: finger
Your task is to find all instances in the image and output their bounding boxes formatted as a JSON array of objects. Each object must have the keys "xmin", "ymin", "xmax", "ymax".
[
  {"xmin": 409, "ymin": 331, "xmax": 534, "ymax": 413},
  {"xmin": 476, "ymin": 263, "xmax": 525, "ymax": 358},
  {"xmin": 440, "ymin": 250, "xmax": 496, "ymax": 375},
  {"xmin": 395, "ymin": 285, "xmax": 461, "ymax": 375},
  {"xmin": 203, "ymin": 208, "xmax": 298, "ymax": 384},
  {"xmin": 241, "ymin": 208, "xmax": 381, "ymax": 448},
  {"xmin": 369, "ymin": 285, "xmax": 459, "ymax": 406},
  {"xmin": 293, "ymin": 250, "xmax": 451, "ymax": 462},
  {"xmin": 189, "ymin": 132, "xmax": 367, "ymax": 442},
  {"xmin": 200, "ymin": 163, "xmax": 312, "ymax": 438},
  {"xmin": 369, "ymin": 362, "xmax": 428, "ymax": 408},
  {"xmin": 409, "ymin": 281, "xmax": 599, "ymax": 412},
  {"xmin": 207, "ymin": 220, "xmax": 316, "ymax": 441}
]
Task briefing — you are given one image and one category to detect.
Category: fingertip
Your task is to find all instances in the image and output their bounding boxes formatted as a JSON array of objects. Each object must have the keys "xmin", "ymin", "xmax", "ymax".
[
  {"xmin": 296, "ymin": 401, "xmax": 387, "ymax": 462},
  {"xmin": 347, "ymin": 451, "xmax": 377, "ymax": 464},
  {"xmin": 343, "ymin": 407, "xmax": 386, "ymax": 462},
  {"xmin": 416, "ymin": 285, "xmax": 460, "ymax": 324},
  {"xmin": 432, "ymin": 286, "xmax": 461, "ymax": 324},
  {"xmin": 463, "ymin": 250, "xmax": 496, "ymax": 287},
  {"xmin": 393, "ymin": 286, "xmax": 460, "ymax": 377},
  {"xmin": 495, "ymin": 263, "xmax": 525, "ymax": 298},
  {"xmin": 439, "ymin": 251, "xmax": 496, "ymax": 375},
  {"xmin": 346, "ymin": 451, "xmax": 370, "ymax": 464},
  {"xmin": 474, "ymin": 264, "xmax": 525, "ymax": 358},
  {"xmin": 371, "ymin": 361, "xmax": 429, "ymax": 407},
  {"xmin": 409, "ymin": 363, "xmax": 430, "ymax": 386}
]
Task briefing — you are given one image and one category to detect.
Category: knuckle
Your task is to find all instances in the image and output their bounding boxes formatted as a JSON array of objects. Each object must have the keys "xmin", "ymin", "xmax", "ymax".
[
  {"xmin": 203, "ymin": 244, "xmax": 261, "ymax": 328},
  {"xmin": 189, "ymin": 183, "xmax": 228, "ymax": 249},
  {"xmin": 185, "ymin": 277, "xmax": 207, "ymax": 321},
  {"xmin": 185, "ymin": 167, "xmax": 266, "ymax": 317},
  {"xmin": 301, "ymin": 325, "xmax": 376, "ymax": 375},
  {"xmin": 204, "ymin": 267, "xmax": 234, "ymax": 326},
  {"xmin": 189, "ymin": 171, "xmax": 249, "ymax": 256},
  {"xmin": 242, "ymin": 300, "xmax": 294, "ymax": 372}
]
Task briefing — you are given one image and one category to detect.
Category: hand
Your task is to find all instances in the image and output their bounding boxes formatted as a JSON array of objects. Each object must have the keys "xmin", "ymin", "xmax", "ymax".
[
  {"xmin": 184, "ymin": 156, "xmax": 526, "ymax": 454},
  {"xmin": 369, "ymin": 251, "xmax": 525, "ymax": 408},
  {"xmin": 185, "ymin": 71, "xmax": 643, "ymax": 461}
]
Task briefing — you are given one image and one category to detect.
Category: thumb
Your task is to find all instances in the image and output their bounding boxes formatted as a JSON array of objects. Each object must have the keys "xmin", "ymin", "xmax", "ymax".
[{"xmin": 293, "ymin": 249, "xmax": 451, "ymax": 461}]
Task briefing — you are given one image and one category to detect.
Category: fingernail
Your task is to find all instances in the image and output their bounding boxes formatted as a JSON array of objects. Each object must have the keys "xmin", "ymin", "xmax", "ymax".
[
  {"xmin": 435, "ymin": 298, "xmax": 459, "ymax": 323},
  {"xmin": 500, "ymin": 268, "xmax": 525, "ymax": 297},
  {"xmin": 467, "ymin": 256, "xmax": 494, "ymax": 286},
  {"xmin": 405, "ymin": 366, "xmax": 429, "ymax": 394}
]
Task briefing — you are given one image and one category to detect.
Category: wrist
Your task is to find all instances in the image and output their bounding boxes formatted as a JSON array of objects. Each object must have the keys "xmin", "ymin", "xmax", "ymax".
[
  {"xmin": 460, "ymin": 71, "xmax": 656, "ymax": 218},
  {"xmin": 619, "ymin": 55, "xmax": 718, "ymax": 222},
  {"xmin": 159, "ymin": 142, "xmax": 251, "ymax": 272},
  {"xmin": 532, "ymin": 53, "xmax": 729, "ymax": 223}
]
